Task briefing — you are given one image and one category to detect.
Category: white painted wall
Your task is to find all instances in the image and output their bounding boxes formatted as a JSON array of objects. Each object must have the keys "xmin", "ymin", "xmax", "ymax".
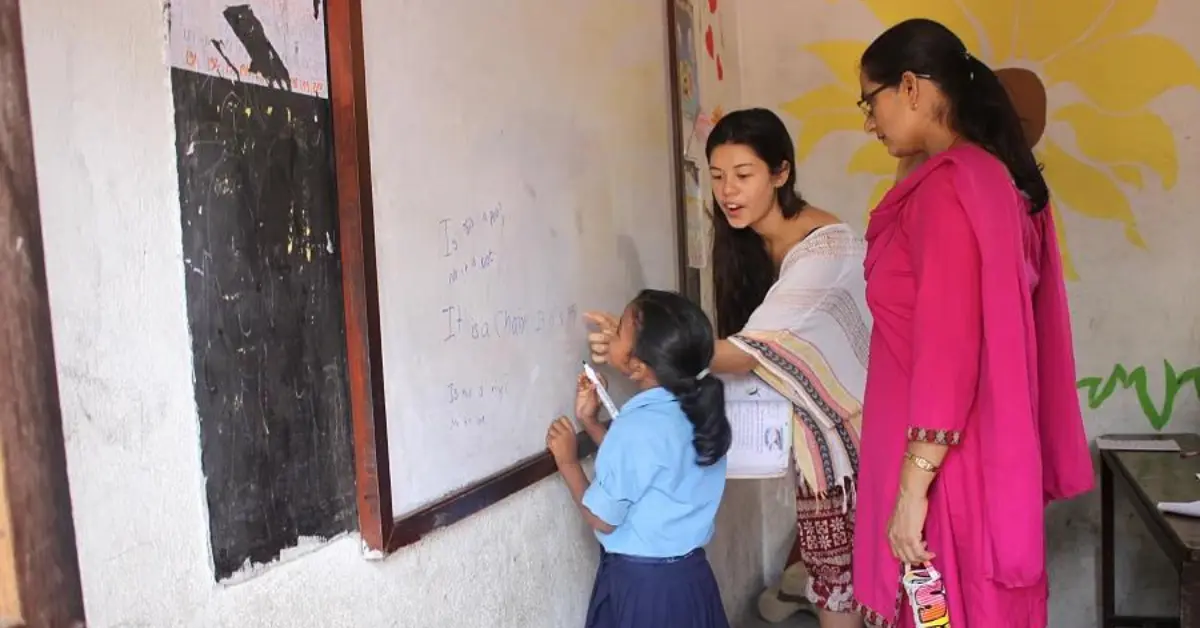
[{"xmin": 18, "ymin": 0, "xmax": 788, "ymax": 626}]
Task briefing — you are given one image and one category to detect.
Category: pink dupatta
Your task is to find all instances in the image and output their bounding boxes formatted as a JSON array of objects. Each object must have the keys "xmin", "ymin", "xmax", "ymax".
[{"xmin": 867, "ymin": 145, "xmax": 1094, "ymax": 588}]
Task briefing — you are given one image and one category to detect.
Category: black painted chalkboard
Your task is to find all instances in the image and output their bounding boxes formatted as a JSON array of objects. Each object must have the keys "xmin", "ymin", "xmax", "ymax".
[{"xmin": 171, "ymin": 66, "xmax": 356, "ymax": 580}]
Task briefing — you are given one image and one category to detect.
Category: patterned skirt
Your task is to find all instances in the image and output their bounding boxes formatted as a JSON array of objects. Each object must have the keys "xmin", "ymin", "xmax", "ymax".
[{"xmin": 792, "ymin": 478, "xmax": 856, "ymax": 613}]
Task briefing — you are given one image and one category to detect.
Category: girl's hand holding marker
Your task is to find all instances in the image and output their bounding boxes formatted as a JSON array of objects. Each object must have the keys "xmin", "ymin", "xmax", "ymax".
[
  {"xmin": 575, "ymin": 369, "xmax": 605, "ymax": 422},
  {"xmin": 581, "ymin": 361, "xmax": 619, "ymax": 419},
  {"xmin": 546, "ymin": 368, "xmax": 611, "ymax": 466}
]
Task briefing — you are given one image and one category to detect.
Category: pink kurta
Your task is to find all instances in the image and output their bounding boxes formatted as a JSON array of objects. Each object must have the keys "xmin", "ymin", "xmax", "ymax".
[{"xmin": 851, "ymin": 145, "xmax": 1094, "ymax": 628}]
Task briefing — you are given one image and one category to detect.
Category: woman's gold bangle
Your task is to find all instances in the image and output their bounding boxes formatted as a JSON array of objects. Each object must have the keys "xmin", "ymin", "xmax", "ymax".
[{"xmin": 905, "ymin": 451, "xmax": 939, "ymax": 473}]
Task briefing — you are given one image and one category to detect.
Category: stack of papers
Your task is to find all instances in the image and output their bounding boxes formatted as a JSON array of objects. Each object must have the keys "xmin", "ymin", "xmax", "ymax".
[
  {"xmin": 720, "ymin": 375, "xmax": 792, "ymax": 479},
  {"xmin": 1157, "ymin": 501, "xmax": 1200, "ymax": 518}
]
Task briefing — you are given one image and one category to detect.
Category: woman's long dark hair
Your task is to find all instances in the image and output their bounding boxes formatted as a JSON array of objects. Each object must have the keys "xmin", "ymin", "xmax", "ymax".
[
  {"xmin": 630, "ymin": 289, "xmax": 731, "ymax": 466},
  {"xmin": 860, "ymin": 18, "xmax": 1049, "ymax": 213},
  {"xmin": 705, "ymin": 108, "xmax": 808, "ymax": 338}
]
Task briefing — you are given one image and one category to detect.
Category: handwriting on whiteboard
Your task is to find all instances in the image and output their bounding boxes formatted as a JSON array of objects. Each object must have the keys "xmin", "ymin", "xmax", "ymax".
[
  {"xmin": 440, "ymin": 304, "xmax": 579, "ymax": 342},
  {"xmin": 432, "ymin": 201, "xmax": 581, "ymax": 431},
  {"xmin": 447, "ymin": 381, "xmax": 509, "ymax": 405},
  {"xmin": 449, "ymin": 415, "xmax": 487, "ymax": 430},
  {"xmin": 440, "ymin": 203, "xmax": 507, "ymax": 285},
  {"xmin": 443, "ymin": 380, "xmax": 510, "ymax": 431},
  {"xmin": 447, "ymin": 251, "xmax": 498, "ymax": 285}
]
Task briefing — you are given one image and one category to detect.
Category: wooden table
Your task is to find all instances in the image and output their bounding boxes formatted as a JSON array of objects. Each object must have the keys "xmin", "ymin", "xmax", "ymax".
[{"xmin": 1101, "ymin": 433, "xmax": 1200, "ymax": 627}]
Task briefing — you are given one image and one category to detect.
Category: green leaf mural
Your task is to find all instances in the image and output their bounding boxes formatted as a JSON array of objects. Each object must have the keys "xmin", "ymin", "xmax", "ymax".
[{"xmin": 1076, "ymin": 361, "xmax": 1200, "ymax": 430}]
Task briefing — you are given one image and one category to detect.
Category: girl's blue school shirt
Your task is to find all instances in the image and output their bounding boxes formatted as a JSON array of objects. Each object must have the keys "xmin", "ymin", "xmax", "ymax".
[{"xmin": 581, "ymin": 386, "xmax": 728, "ymax": 558}]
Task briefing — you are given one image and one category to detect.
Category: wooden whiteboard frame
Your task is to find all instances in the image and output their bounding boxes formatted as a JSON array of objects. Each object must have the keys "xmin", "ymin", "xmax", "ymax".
[{"xmin": 327, "ymin": 0, "xmax": 685, "ymax": 555}]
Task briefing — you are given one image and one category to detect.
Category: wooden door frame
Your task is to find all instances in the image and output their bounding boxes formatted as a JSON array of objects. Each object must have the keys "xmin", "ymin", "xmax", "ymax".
[{"xmin": 0, "ymin": 0, "xmax": 87, "ymax": 625}]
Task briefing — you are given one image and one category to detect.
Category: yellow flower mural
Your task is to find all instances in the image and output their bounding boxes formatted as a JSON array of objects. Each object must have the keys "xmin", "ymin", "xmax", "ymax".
[{"xmin": 781, "ymin": 0, "xmax": 1200, "ymax": 279}]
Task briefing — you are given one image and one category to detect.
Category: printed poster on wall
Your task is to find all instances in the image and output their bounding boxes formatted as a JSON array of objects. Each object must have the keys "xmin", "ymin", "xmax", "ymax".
[
  {"xmin": 683, "ymin": 158, "xmax": 710, "ymax": 269},
  {"xmin": 674, "ymin": 0, "xmax": 701, "ymax": 123},
  {"xmin": 169, "ymin": 0, "xmax": 330, "ymax": 99}
]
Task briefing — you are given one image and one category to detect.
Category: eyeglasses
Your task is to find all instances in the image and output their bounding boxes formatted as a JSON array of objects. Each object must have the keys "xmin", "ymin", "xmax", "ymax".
[
  {"xmin": 857, "ymin": 73, "xmax": 932, "ymax": 117},
  {"xmin": 856, "ymin": 84, "xmax": 889, "ymax": 117}
]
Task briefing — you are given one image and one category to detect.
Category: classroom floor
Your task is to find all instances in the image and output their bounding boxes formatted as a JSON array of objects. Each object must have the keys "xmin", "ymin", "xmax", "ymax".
[{"xmin": 741, "ymin": 610, "xmax": 819, "ymax": 628}]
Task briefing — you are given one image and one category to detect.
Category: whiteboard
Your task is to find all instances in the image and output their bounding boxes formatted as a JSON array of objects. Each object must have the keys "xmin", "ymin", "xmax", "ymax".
[{"xmin": 362, "ymin": 1, "xmax": 679, "ymax": 515}]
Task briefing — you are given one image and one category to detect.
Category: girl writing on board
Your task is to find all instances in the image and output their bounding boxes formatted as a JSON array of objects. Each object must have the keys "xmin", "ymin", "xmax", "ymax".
[
  {"xmin": 546, "ymin": 289, "xmax": 733, "ymax": 628},
  {"xmin": 585, "ymin": 108, "xmax": 870, "ymax": 628}
]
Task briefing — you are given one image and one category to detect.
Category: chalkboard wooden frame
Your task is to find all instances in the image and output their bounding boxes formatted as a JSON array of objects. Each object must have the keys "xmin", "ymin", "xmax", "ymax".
[
  {"xmin": 326, "ymin": 0, "xmax": 391, "ymax": 554},
  {"xmin": 328, "ymin": 0, "xmax": 684, "ymax": 555}
]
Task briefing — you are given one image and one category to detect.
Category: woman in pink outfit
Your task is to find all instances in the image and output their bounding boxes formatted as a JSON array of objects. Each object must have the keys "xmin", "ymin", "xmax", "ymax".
[{"xmin": 849, "ymin": 19, "xmax": 1095, "ymax": 628}]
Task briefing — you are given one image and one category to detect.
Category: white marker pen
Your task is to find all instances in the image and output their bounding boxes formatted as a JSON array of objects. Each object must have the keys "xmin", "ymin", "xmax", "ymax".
[{"xmin": 582, "ymin": 361, "xmax": 620, "ymax": 419}]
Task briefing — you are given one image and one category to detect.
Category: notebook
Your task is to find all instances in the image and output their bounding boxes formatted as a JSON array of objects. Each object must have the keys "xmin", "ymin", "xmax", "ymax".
[{"xmin": 720, "ymin": 374, "xmax": 791, "ymax": 479}]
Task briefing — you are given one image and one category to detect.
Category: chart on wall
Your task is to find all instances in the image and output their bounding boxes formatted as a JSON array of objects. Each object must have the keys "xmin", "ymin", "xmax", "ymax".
[
  {"xmin": 169, "ymin": 0, "xmax": 329, "ymax": 97},
  {"xmin": 671, "ymin": 0, "xmax": 718, "ymax": 278},
  {"xmin": 364, "ymin": 1, "xmax": 679, "ymax": 516}
]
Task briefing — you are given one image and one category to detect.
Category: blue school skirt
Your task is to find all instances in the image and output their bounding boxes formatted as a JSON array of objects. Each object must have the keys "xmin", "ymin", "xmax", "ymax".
[{"xmin": 585, "ymin": 548, "xmax": 730, "ymax": 628}]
